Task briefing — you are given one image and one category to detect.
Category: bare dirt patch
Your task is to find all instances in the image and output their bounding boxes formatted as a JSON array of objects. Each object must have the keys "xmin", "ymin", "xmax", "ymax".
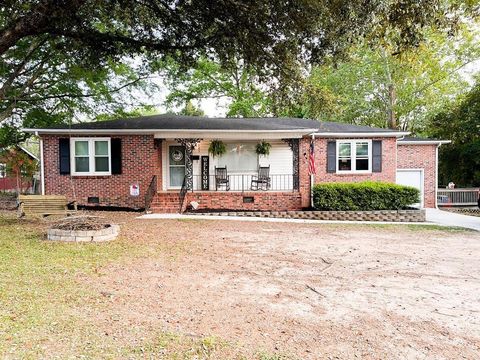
[{"xmin": 76, "ymin": 213, "xmax": 480, "ymax": 359}]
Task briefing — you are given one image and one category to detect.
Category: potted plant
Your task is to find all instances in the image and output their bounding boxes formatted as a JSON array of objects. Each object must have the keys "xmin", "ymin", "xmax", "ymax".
[
  {"xmin": 208, "ymin": 140, "xmax": 227, "ymax": 157},
  {"xmin": 255, "ymin": 141, "xmax": 271, "ymax": 156}
]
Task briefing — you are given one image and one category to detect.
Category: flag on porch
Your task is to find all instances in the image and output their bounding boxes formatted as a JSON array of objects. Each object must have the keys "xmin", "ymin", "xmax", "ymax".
[{"xmin": 308, "ymin": 139, "xmax": 316, "ymax": 175}]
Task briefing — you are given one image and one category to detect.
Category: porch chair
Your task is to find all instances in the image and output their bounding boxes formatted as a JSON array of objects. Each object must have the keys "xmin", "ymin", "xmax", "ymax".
[
  {"xmin": 215, "ymin": 166, "xmax": 230, "ymax": 191},
  {"xmin": 251, "ymin": 166, "xmax": 271, "ymax": 191}
]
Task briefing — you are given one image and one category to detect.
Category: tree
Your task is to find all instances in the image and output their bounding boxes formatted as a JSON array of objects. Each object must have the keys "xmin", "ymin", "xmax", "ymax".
[
  {"xmin": 0, "ymin": 147, "xmax": 37, "ymax": 193},
  {"xmin": 429, "ymin": 81, "xmax": 480, "ymax": 187},
  {"xmin": 300, "ymin": 25, "xmax": 479, "ymax": 131},
  {"xmin": 0, "ymin": 33, "xmax": 157, "ymax": 147},
  {"xmin": 178, "ymin": 101, "xmax": 205, "ymax": 117},
  {"xmin": 163, "ymin": 58, "xmax": 270, "ymax": 117},
  {"xmin": 1, "ymin": 0, "xmax": 472, "ymax": 137}
]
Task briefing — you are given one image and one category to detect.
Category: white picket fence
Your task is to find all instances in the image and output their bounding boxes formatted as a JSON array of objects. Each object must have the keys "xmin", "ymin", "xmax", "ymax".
[{"xmin": 437, "ymin": 188, "xmax": 479, "ymax": 206}]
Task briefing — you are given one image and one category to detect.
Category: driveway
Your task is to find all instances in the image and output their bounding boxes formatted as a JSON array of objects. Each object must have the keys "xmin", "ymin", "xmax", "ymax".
[
  {"xmin": 86, "ymin": 214, "xmax": 480, "ymax": 359},
  {"xmin": 426, "ymin": 208, "xmax": 480, "ymax": 231}
]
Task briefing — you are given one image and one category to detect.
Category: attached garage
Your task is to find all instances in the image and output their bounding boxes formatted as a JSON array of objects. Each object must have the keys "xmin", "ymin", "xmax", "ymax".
[{"xmin": 396, "ymin": 169, "xmax": 424, "ymax": 208}]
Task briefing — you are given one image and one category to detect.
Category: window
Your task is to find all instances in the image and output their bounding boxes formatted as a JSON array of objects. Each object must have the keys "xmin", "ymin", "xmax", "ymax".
[
  {"xmin": 169, "ymin": 145, "xmax": 186, "ymax": 187},
  {"xmin": 336, "ymin": 140, "xmax": 371, "ymax": 173},
  {"xmin": 218, "ymin": 143, "xmax": 258, "ymax": 172},
  {"xmin": 71, "ymin": 138, "xmax": 111, "ymax": 175},
  {"xmin": 0, "ymin": 163, "xmax": 6, "ymax": 178}
]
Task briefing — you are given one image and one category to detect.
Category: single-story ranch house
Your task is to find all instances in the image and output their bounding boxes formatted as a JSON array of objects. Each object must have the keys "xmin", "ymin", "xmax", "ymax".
[{"xmin": 24, "ymin": 115, "xmax": 449, "ymax": 212}]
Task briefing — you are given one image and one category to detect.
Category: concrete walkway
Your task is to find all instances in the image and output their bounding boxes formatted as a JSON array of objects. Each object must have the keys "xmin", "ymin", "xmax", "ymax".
[{"xmin": 426, "ymin": 208, "xmax": 480, "ymax": 231}]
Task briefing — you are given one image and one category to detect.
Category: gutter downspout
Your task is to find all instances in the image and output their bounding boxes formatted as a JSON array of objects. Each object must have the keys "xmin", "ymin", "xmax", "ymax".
[{"xmin": 37, "ymin": 132, "xmax": 45, "ymax": 195}]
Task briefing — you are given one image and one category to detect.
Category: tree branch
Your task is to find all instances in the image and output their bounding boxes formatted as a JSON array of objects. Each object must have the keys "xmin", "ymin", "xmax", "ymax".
[{"xmin": 3, "ymin": 76, "xmax": 150, "ymax": 103}]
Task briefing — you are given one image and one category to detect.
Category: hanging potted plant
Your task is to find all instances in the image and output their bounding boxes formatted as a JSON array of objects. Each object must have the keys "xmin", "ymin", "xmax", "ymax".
[
  {"xmin": 208, "ymin": 140, "xmax": 227, "ymax": 157},
  {"xmin": 255, "ymin": 141, "xmax": 271, "ymax": 156}
]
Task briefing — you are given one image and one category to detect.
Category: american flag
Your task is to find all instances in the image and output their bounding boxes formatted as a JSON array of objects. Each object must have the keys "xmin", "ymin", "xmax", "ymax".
[{"xmin": 308, "ymin": 139, "xmax": 316, "ymax": 175}]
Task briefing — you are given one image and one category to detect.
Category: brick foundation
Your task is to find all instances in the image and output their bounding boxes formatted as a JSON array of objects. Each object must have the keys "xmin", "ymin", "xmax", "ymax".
[{"xmin": 183, "ymin": 191, "xmax": 303, "ymax": 212}]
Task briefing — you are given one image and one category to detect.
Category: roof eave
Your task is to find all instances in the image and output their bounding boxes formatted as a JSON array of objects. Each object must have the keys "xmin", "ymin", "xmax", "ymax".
[
  {"xmin": 23, "ymin": 128, "xmax": 319, "ymax": 139},
  {"xmin": 313, "ymin": 131, "xmax": 410, "ymax": 138},
  {"xmin": 398, "ymin": 140, "xmax": 451, "ymax": 145}
]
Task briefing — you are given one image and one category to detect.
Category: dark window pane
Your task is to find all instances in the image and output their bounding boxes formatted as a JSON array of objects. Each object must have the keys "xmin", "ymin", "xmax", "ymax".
[
  {"xmin": 356, "ymin": 142, "xmax": 369, "ymax": 156},
  {"xmin": 75, "ymin": 157, "xmax": 89, "ymax": 172},
  {"xmin": 74, "ymin": 141, "xmax": 89, "ymax": 156},
  {"xmin": 338, "ymin": 143, "xmax": 351, "ymax": 157},
  {"xmin": 95, "ymin": 157, "xmax": 109, "ymax": 172},
  {"xmin": 356, "ymin": 158, "xmax": 369, "ymax": 171},
  {"xmin": 169, "ymin": 146, "xmax": 185, "ymax": 165},
  {"xmin": 338, "ymin": 159, "xmax": 351, "ymax": 171}
]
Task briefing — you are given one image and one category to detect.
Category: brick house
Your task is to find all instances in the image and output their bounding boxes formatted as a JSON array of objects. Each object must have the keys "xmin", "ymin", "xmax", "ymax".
[
  {"xmin": 24, "ymin": 115, "xmax": 449, "ymax": 212},
  {"xmin": 0, "ymin": 145, "xmax": 39, "ymax": 193}
]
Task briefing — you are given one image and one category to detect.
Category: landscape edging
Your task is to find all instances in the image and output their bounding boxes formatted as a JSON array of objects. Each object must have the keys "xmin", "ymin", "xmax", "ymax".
[{"xmin": 189, "ymin": 210, "xmax": 426, "ymax": 222}]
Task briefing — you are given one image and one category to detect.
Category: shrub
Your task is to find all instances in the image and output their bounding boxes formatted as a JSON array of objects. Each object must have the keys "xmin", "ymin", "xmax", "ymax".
[{"xmin": 312, "ymin": 181, "xmax": 420, "ymax": 211}]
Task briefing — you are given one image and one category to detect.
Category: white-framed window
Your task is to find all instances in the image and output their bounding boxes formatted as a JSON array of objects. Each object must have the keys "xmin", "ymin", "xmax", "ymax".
[
  {"xmin": 0, "ymin": 163, "xmax": 6, "ymax": 178},
  {"xmin": 336, "ymin": 140, "xmax": 372, "ymax": 173},
  {"xmin": 70, "ymin": 138, "xmax": 111, "ymax": 176},
  {"xmin": 217, "ymin": 142, "xmax": 258, "ymax": 172}
]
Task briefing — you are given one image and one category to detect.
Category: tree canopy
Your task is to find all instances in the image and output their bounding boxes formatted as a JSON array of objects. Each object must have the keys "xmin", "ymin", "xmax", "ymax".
[
  {"xmin": 429, "ymin": 81, "xmax": 480, "ymax": 187},
  {"xmin": 1, "ymin": 0, "xmax": 469, "ymax": 139}
]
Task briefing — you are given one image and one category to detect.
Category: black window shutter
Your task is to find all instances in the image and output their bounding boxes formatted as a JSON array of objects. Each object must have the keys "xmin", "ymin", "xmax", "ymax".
[
  {"xmin": 372, "ymin": 140, "xmax": 382, "ymax": 172},
  {"xmin": 327, "ymin": 141, "xmax": 336, "ymax": 173},
  {"xmin": 111, "ymin": 138, "xmax": 122, "ymax": 174},
  {"xmin": 59, "ymin": 138, "xmax": 70, "ymax": 175}
]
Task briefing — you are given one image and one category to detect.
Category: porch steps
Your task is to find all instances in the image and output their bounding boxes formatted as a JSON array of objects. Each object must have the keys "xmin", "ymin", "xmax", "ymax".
[{"xmin": 150, "ymin": 192, "xmax": 182, "ymax": 213}]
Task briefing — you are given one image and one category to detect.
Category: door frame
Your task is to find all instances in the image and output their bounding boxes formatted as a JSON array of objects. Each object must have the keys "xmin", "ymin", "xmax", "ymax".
[{"xmin": 396, "ymin": 168, "xmax": 424, "ymax": 208}]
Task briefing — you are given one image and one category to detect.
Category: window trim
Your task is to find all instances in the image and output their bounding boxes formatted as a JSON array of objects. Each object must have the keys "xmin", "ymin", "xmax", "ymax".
[
  {"xmin": 336, "ymin": 139, "xmax": 372, "ymax": 174},
  {"xmin": 70, "ymin": 137, "xmax": 111, "ymax": 176}
]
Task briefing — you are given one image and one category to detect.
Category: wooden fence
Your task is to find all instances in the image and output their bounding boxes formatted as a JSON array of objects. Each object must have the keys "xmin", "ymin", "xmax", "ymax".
[{"xmin": 437, "ymin": 188, "xmax": 479, "ymax": 206}]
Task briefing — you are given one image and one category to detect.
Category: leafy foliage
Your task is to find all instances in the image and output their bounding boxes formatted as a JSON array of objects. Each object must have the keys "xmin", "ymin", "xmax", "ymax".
[
  {"xmin": 0, "ymin": 147, "xmax": 38, "ymax": 193},
  {"xmin": 300, "ymin": 26, "xmax": 479, "ymax": 131},
  {"xmin": 313, "ymin": 181, "xmax": 420, "ymax": 211},
  {"xmin": 163, "ymin": 58, "xmax": 270, "ymax": 117},
  {"xmin": 208, "ymin": 140, "xmax": 226, "ymax": 158},
  {"xmin": 255, "ymin": 141, "xmax": 272, "ymax": 156},
  {"xmin": 429, "ymin": 81, "xmax": 480, "ymax": 187}
]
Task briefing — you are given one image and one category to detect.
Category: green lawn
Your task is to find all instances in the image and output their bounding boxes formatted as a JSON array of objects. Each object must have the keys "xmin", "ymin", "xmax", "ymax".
[{"xmin": 0, "ymin": 214, "xmax": 291, "ymax": 359}]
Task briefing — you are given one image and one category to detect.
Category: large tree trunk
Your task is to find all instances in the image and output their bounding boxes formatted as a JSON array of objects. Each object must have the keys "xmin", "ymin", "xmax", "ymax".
[{"xmin": 387, "ymin": 83, "xmax": 397, "ymax": 129}]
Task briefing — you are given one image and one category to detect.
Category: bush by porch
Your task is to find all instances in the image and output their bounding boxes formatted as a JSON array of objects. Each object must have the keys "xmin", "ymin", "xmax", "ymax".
[{"xmin": 313, "ymin": 181, "xmax": 420, "ymax": 211}]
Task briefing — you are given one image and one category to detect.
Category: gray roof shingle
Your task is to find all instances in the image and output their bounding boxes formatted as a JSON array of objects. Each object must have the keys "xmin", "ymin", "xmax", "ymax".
[{"xmin": 36, "ymin": 114, "xmax": 404, "ymax": 133}]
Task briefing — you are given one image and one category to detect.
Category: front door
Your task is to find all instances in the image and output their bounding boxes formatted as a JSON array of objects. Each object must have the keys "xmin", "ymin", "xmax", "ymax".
[{"xmin": 169, "ymin": 145, "xmax": 186, "ymax": 188}]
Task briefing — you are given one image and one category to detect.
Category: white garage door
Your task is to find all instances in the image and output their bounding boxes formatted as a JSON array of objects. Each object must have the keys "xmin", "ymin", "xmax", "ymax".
[{"xmin": 396, "ymin": 169, "xmax": 424, "ymax": 208}]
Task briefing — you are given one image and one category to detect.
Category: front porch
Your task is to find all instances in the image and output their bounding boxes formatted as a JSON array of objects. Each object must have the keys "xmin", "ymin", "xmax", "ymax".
[{"xmin": 148, "ymin": 137, "xmax": 303, "ymax": 213}]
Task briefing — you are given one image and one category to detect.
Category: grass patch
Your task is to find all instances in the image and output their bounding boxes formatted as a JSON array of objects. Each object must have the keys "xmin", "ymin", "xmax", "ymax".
[
  {"xmin": 0, "ymin": 213, "xmax": 155, "ymax": 358},
  {"xmin": 128, "ymin": 333, "xmax": 229, "ymax": 359}
]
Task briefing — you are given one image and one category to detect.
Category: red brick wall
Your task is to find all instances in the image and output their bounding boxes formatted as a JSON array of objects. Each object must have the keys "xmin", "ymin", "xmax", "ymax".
[
  {"xmin": 185, "ymin": 191, "xmax": 302, "ymax": 211},
  {"xmin": 397, "ymin": 144, "xmax": 437, "ymax": 208},
  {"xmin": 42, "ymin": 135, "xmax": 161, "ymax": 209},
  {"xmin": 299, "ymin": 137, "xmax": 398, "ymax": 207}
]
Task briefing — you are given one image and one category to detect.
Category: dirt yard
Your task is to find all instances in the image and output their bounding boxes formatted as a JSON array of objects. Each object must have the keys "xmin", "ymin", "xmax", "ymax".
[{"xmin": 2, "ymin": 211, "xmax": 480, "ymax": 359}]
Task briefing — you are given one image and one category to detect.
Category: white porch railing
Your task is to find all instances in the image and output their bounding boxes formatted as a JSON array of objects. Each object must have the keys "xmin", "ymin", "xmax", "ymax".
[{"xmin": 437, "ymin": 188, "xmax": 479, "ymax": 206}]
